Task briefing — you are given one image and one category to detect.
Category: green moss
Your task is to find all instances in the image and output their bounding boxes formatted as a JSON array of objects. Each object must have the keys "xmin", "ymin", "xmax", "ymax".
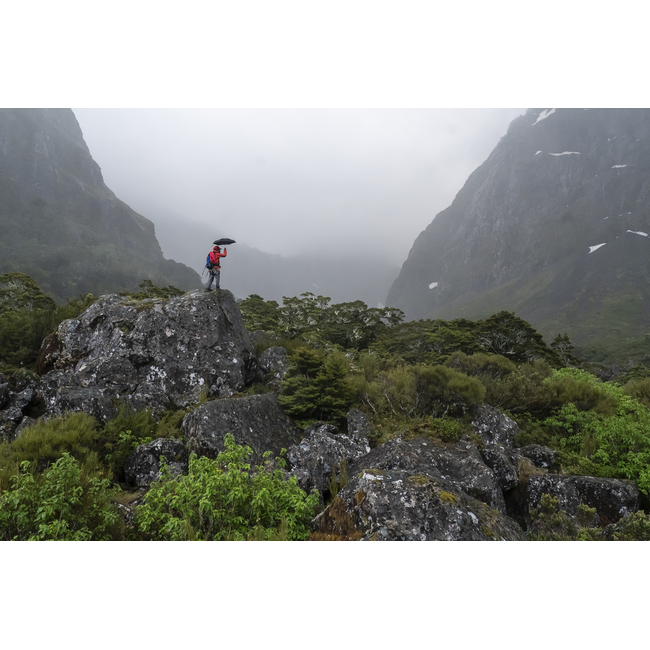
[{"xmin": 407, "ymin": 475, "xmax": 431, "ymax": 486}]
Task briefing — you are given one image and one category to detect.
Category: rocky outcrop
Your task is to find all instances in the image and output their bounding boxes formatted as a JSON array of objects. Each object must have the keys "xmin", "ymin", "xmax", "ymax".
[
  {"xmin": 286, "ymin": 417, "xmax": 371, "ymax": 501},
  {"xmin": 124, "ymin": 438, "xmax": 189, "ymax": 488},
  {"xmin": 516, "ymin": 444, "xmax": 559, "ymax": 472},
  {"xmin": 526, "ymin": 474, "xmax": 639, "ymax": 527},
  {"xmin": 181, "ymin": 392, "xmax": 302, "ymax": 465},
  {"xmin": 472, "ymin": 404, "xmax": 520, "ymax": 493},
  {"xmin": 256, "ymin": 346, "xmax": 290, "ymax": 390},
  {"xmin": 347, "ymin": 436, "xmax": 506, "ymax": 512},
  {"xmin": 35, "ymin": 289, "xmax": 255, "ymax": 420},
  {"xmin": 312, "ymin": 466, "xmax": 526, "ymax": 541}
]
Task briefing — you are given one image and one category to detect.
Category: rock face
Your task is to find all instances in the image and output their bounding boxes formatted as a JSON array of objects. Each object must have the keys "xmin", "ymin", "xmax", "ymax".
[
  {"xmin": 256, "ymin": 346, "xmax": 290, "ymax": 391},
  {"xmin": 0, "ymin": 108, "xmax": 199, "ymax": 301},
  {"xmin": 387, "ymin": 108, "xmax": 650, "ymax": 356},
  {"xmin": 525, "ymin": 474, "xmax": 639, "ymax": 527},
  {"xmin": 35, "ymin": 289, "xmax": 255, "ymax": 419},
  {"xmin": 124, "ymin": 438, "xmax": 189, "ymax": 488},
  {"xmin": 472, "ymin": 404, "xmax": 520, "ymax": 493},
  {"xmin": 286, "ymin": 418, "xmax": 371, "ymax": 501},
  {"xmin": 313, "ymin": 465, "xmax": 525, "ymax": 541},
  {"xmin": 347, "ymin": 437, "xmax": 507, "ymax": 513},
  {"xmin": 181, "ymin": 392, "xmax": 302, "ymax": 465}
]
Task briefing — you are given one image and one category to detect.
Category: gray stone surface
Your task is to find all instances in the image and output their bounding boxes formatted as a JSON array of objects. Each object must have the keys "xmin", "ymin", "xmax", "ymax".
[
  {"xmin": 34, "ymin": 289, "xmax": 256, "ymax": 420},
  {"xmin": 286, "ymin": 418, "xmax": 371, "ymax": 500},
  {"xmin": 348, "ymin": 436, "xmax": 506, "ymax": 513},
  {"xmin": 257, "ymin": 346, "xmax": 290, "ymax": 390},
  {"xmin": 472, "ymin": 404, "xmax": 519, "ymax": 448},
  {"xmin": 516, "ymin": 444, "xmax": 559, "ymax": 471},
  {"xmin": 181, "ymin": 392, "xmax": 302, "ymax": 465},
  {"xmin": 124, "ymin": 438, "xmax": 189, "ymax": 488},
  {"xmin": 526, "ymin": 474, "xmax": 639, "ymax": 527},
  {"xmin": 312, "ymin": 467, "xmax": 525, "ymax": 541}
]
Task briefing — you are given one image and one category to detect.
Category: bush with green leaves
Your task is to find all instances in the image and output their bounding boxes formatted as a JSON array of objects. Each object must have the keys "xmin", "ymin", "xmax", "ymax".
[
  {"xmin": 0, "ymin": 453, "xmax": 122, "ymax": 541},
  {"xmin": 538, "ymin": 371, "xmax": 650, "ymax": 493},
  {"xmin": 135, "ymin": 433, "xmax": 319, "ymax": 541},
  {"xmin": 350, "ymin": 361, "xmax": 484, "ymax": 421},
  {"xmin": 0, "ymin": 412, "xmax": 106, "ymax": 493}
]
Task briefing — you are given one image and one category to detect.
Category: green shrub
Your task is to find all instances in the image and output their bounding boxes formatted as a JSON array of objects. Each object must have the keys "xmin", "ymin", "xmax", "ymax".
[
  {"xmin": 412, "ymin": 365, "xmax": 485, "ymax": 418},
  {"xmin": 622, "ymin": 377, "xmax": 650, "ymax": 409},
  {"xmin": 544, "ymin": 368, "xmax": 618, "ymax": 415},
  {"xmin": 541, "ymin": 382, "xmax": 650, "ymax": 493},
  {"xmin": 98, "ymin": 406, "xmax": 186, "ymax": 483},
  {"xmin": 134, "ymin": 433, "xmax": 319, "ymax": 541},
  {"xmin": 0, "ymin": 453, "xmax": 122, "ymax": 541},
  {"xmin": 0, "ymin": 412, "xmax": 105, "ymax": 493}
]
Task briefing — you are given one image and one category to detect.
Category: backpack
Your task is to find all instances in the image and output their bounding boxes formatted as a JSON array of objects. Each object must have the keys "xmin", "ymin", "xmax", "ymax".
[{"xmin": 206, "ymin": 253, "xmax": 215, "ymax": 270}]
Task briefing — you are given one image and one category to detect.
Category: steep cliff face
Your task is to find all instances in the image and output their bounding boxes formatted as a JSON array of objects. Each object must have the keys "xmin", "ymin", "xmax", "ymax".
[
  {"xmin": 0, "ymin": 108, "xmax": 200, "ymax": 301},
  {"xmin": 386, "ymin": 108, "xmax": 650, "ymax": 359}
]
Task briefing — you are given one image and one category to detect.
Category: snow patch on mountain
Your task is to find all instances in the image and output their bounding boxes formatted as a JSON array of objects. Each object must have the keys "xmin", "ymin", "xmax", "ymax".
[
  {"xmin": 533, "ymin": 108, "xmax": 556, "ymax": 125},
  {"xmin": 429, "ymin": 282, "xmax": 438, "ymax": 289},
  {"xmin": 612, "ymin": 164, "xmax": 628, "ymax": 168},
  {"xmin": 589, "ymin": 244, "xmax": 606, "ymax": 253},
  {"xmin": 550, "ymin": 152, "xmax": 581, "ymax": 156},
  {"xmin": 626, "ymin": 230, "xmax": 648, "ymax": 237}
]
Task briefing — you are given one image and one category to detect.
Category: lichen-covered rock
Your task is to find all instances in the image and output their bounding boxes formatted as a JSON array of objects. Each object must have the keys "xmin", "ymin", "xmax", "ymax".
[
  {"xmin": 34, "ymin": 289, "xmax": 255, "ymax": 420},
  {"xmin": 286, "ymin": 420, "xmax": 371, "ymax": 500},
  {"xmin": 346, "ymin": 408, "xmax": 372, "ymax": 444},
  {"xmin": 0, "ymin": 407, "xmax": 23, "ymax": 442},
  {"xmin": 14, "ymin": 416, "xmax": 37, "ymax": 439},
  {"xmin": 480, "ymin": 445, "xmax": 520, "ymax": 493},
  {"xmin": 348, "ymin": 437, "xmax": 506, "ymax": 513},
  {"xmin": 257, "ymin": 346, "xmax": 290, "ymax": 390},
  {"xmin": 312, "ymin": 468, "xmax": 525, "ymax": 541},
  {"xmin": 181, "ymin": 393, "xmax": 302, "ymax": 465},
  {"xmin": 124, "ymin": 438, "xmax": 189, "ymax": 488},
  {"xmin": 526, "ymin": 474, "xmax": 639, "ymax": 527},
  {"xmin": 472, "ymin": 404, "xmax": 519, "ymax": 448},
  {"xmin": 516, "ymin": 444, "xmax": 559, "ymax": 472}
]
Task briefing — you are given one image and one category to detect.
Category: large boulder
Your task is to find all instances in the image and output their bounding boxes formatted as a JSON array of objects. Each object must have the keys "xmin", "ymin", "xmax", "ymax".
[
  {"xmin": 472, "ymin": 404, "xmax": 520, "ymax": 493},
  {"xmin": 256, "ymin": 346, "xmax": 290, "ymax": 390},
  {"xmin": 472, "ymin": 404, "xmax": 520, "ymax": 448},
  {"xmin": 347, "ymin": 437, "xmax": 506, "ymax": 513},
  {"xmin": 181, "ymin": 393, "xmax": 302, "ymax": 465},
  {"xmin": 124, "ymin": 438, "xmax": 189, "ymax": 488},
  {"xmin": 516, "ymin": 445, "xmax": 559, "ymax": 472},
  {"xmin": 312, "ymin": 467, "xmax": 525, "ymax": 541},
  {"xmin": 526, "ymin": 474, "xmax": 640, "ymax": 527},
  {"xmin": 34, "ymin": 289, "xmax": 256, "ymax": 420},
  {"xmin": 286, "ymin": 417, "xmax": 371, "ymax": 501}
]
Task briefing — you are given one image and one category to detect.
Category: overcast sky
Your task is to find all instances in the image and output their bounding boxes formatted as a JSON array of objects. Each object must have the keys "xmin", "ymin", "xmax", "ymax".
[{"xmin": 72, "ymin": 108, "xmax": 525, "ymax": 267}]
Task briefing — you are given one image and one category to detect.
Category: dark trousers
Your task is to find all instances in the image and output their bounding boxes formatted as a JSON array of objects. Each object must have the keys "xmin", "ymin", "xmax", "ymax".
[{"xmin": 207, "ymin": 269, "xmax": 220, "ymax": 289}]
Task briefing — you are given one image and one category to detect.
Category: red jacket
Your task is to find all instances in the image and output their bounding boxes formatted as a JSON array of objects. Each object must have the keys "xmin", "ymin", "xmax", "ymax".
[{"xmin": 209, "ymin": 247, "xmax": 227, "ymax": 269}]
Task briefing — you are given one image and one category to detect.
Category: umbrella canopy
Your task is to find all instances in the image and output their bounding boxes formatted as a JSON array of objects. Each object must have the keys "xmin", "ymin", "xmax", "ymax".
[{"xmin": 213, "ymin": 238, "xmax": 236, "ymax": 246}]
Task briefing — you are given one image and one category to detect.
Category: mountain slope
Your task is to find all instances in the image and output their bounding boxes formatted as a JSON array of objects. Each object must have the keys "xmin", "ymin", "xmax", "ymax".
[
  {"xmin": 386, "ymin": 108, "xmax": 650, "ymax": 361},
  {"xmin": 0, "ymin": 108, "xmax": 200, "ymax": 301}
]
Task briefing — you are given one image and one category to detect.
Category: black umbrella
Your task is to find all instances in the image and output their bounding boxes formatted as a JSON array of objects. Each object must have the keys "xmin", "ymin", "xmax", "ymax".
[{"xmin": 213, "ymin": 238, "xmax": 236, "ymax": 246}]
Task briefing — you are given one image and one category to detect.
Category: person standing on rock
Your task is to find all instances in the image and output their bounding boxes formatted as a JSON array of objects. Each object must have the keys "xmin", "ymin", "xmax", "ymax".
[{"xmin": 206, "ymin": 245, "xmax": 227, "ymax": 291}]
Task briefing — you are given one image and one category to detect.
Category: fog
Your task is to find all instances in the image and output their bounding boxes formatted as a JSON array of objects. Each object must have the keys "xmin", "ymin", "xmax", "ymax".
[{"xmin": 72, "ymin": 108, "xmax": 525, "ymax": 272}]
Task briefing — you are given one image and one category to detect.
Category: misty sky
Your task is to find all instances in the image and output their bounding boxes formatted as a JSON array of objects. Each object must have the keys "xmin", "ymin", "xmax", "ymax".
[{"xmin": 72, "ymin": 108, "xmax": 525, "ymax": 268}]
